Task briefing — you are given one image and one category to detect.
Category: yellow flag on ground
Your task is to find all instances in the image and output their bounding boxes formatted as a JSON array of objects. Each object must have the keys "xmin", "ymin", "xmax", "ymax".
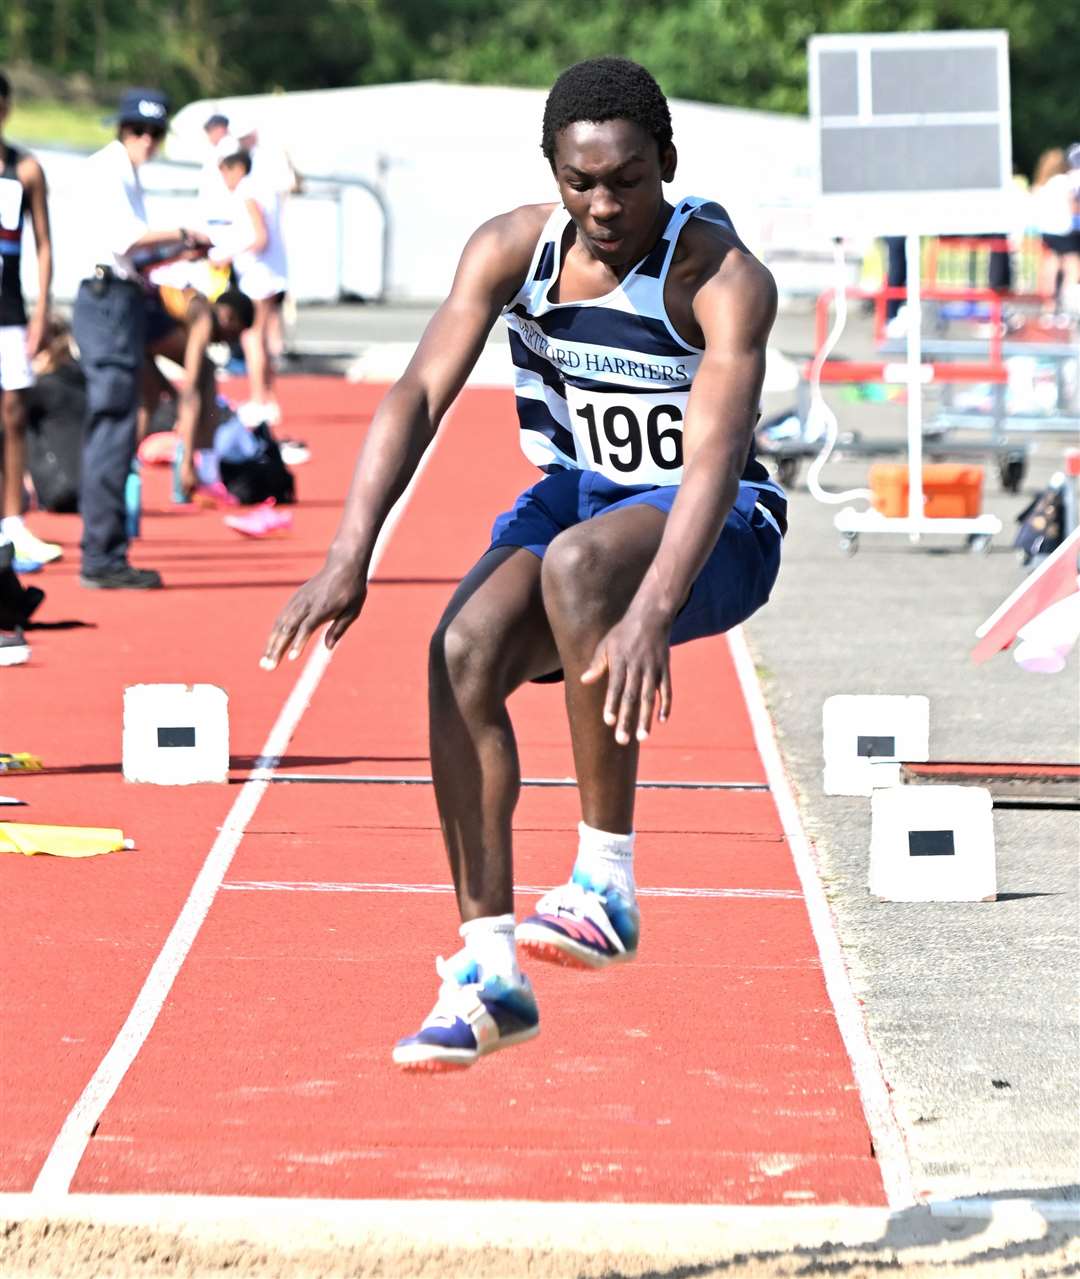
[
  {"xmin": 0, "ymin": 753, "xmax": 44, "ymax": 772},
  {"xmin": 0, "ymin": 823, "xmax": 131, "ymax": 858}
]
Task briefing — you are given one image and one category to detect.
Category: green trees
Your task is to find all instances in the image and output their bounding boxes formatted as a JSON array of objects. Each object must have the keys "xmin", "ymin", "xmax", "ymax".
[{"xmin": 2, "ymin": 0, "xmax": 1075, "ymax": 173}]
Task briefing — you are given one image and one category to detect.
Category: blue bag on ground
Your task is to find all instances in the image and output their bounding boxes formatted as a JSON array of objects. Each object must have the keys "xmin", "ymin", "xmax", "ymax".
[{"xmin": 214, "ymin": 415, "xmax": 295, "ymax": 505}]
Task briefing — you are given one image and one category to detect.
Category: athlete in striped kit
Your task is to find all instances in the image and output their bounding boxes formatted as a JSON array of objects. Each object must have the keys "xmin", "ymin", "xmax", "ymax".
[
  {"xmin": 264, "ymin": 58, "xmax": 785, "ymax": 1069},
  {"xmin": 0, "ymin": 72, "xmax": 57, "ymax": 568}
]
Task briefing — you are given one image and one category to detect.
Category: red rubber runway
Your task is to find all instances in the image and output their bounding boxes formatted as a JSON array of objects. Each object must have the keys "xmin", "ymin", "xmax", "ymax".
[{"xmin": 1, "ymin": 376, "xmax": 885, "ymax": 1205}]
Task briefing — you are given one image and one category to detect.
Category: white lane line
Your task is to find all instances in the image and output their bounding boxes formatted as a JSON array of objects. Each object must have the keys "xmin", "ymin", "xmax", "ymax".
[
  {"xmin": 220, "ymin": 880, "xmax": 802, "ymax": 900},
  {"xmin": 726, "ymin": 626, "xmax": 916, "ymax": 1209},
  {"xmin": 267, "ymin": 773, "xmax": 770, "ymax": 790},
  {"xmin": 30, "ymin": 408, "xmax": 450, "ymax": 1203}
]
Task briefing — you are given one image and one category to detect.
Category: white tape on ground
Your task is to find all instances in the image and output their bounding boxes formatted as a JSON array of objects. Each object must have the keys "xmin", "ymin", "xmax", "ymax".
[
  {"xmin": 726, "ymin": 625, "xmax": 917, "ymax": 1209},
  {"xmin": 29, "ymin": 408, "xmax": 451, "ymax": 1202}
]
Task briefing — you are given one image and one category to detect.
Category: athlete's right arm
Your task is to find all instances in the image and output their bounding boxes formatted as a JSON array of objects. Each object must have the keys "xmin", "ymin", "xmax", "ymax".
[{"xmin": 261, "ymin": 208, "xmax": 543, "ymax": 670}]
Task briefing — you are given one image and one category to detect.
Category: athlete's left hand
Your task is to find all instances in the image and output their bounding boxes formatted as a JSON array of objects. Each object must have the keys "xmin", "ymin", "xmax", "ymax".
[{"xmin": 580, "ymin": 609, "xmax": 673, "ymax": 746}]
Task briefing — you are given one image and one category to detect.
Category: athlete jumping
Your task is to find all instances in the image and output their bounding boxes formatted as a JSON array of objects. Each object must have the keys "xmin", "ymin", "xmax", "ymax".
[{"xmin": 262, "ymin": 57, "xmax": 785, "ymax": 1070}]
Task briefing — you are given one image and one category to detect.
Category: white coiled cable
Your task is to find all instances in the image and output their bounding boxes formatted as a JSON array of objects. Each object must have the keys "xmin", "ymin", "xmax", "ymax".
[{"xmin": 804, "ymin": 238, "xmax": 873, "ymax": 505}]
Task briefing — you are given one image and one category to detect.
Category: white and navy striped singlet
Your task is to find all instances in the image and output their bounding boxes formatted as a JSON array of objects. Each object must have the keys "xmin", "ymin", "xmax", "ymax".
[
  {"xmin": 502, "ymin": 195, "xmax": 786, "ymax": 531},
  {"xmin": 0, "ymin": 145, "xmax": 27, "ymax": 327}
]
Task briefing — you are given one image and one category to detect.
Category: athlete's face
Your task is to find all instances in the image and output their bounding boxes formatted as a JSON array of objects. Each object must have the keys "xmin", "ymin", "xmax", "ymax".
[{"xmin": 553, "ymin": 119, "xmax": 676, "ymax": 268}]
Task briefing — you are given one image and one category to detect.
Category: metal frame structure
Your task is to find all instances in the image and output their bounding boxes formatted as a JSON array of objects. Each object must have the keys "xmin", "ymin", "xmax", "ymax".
[{"xmin": 808, "ymin": 30, "xmax": 1014, "ymax": 549}]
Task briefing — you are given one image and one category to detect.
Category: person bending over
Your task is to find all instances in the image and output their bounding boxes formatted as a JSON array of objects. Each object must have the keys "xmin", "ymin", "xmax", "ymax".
[
  {"xmin": 262, "ymin": 57, "xmax": 785, "ymax": 1070},
  {"xmin": 143, "ymin": 284, "xmax": 253, "ymax": 497}
]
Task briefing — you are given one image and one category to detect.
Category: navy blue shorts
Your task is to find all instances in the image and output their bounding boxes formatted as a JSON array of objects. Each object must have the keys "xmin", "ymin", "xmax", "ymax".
[{"xmin": 489, "ymin": 469, "xmax": 783, "ymax": 656}]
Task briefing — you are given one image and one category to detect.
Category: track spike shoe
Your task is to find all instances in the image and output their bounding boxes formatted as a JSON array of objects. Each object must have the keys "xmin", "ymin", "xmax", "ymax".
[
  {"xmin": 516, "ymin": 873, "xmax": 639, "ymax": 969},
  {"xmin": 392, "ymin": 950, "xmax": 540, "ymax": 1071}
]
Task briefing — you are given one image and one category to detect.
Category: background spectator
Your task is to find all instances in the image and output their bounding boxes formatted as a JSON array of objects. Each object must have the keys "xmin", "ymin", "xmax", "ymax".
[
  {"xmin": 1031, "ymin": 146, "xmax": 1080, "ymax": 324},
  {"xmin": 0, "ymin": 69, "xmax": 57, "ymax": 568},
  {"xmin": 215, "ymin": 146, "xmax": 288, "ymax": 427}
]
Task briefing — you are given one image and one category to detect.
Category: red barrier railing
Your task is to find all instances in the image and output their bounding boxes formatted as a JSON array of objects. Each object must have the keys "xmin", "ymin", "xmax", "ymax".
[{"xmin": 813, "ymin": 286, "xmax": 1013, "ymax": 382}]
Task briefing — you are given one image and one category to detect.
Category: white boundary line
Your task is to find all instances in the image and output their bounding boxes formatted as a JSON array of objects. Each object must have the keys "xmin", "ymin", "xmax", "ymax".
[
  {"xmin": 218, "ymin": 880, "xmax": 802, "ymax": 900},
  {"xmin": 726, "ymin": 626, "xmax": 917, "ymax": 1209},
  {"xmin": 29, "ymin": 407, "xmax": 450, "ymax": 1203},
  {"xmin": 0, "ymin": 1192, "xmax": 1076, "ymax": 1252}
]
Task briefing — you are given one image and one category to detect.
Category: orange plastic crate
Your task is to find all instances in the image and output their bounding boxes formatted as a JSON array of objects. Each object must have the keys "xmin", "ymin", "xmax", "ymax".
[{"xmin": 869, "ymin": 463, "xmax": 984, "ymax": 518}]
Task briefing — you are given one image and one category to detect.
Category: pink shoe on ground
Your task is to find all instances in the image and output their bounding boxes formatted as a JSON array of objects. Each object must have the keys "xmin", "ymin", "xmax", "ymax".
[{"xmin": 224, "ymin": 499, "xmax": 293, "ymax": 538}]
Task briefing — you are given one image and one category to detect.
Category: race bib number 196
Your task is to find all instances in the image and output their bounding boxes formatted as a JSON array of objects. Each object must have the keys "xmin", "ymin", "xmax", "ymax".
[{"xmin": 566, "ymin": 385, "xmax": 687, "ymax": 487}]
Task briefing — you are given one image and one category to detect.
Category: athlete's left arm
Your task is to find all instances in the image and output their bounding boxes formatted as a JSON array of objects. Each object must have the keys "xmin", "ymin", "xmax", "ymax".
[
  {"xmin": 19, "ymin": 155, "xmax": 52, "ymax": 358},
  {"xmin": 581, "ymin": 250, "xmax": 777, "ymax": 745}
]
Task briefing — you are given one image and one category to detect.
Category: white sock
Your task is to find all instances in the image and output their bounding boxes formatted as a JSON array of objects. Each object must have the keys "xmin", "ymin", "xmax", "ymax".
[
  {"xmin": 459, "ymin": 913, "xmax": 520, "ymax": 984},
  {"xmin": 574, "ymin": 821, "xmax": 636, "ymax": 901},
  {"xmin": 1, "ymin": 516, "xmax": 25, "ymax": 536}
]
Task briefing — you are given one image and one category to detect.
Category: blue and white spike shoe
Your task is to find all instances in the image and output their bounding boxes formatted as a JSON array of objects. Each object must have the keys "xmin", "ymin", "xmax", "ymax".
[
  {"xmin": 392, "ymin": 951, "xmax": 540, "ymax": 1071},
  {"xmin": 516, "ymin": 874, "xmax": 640, "ymax": 969}
]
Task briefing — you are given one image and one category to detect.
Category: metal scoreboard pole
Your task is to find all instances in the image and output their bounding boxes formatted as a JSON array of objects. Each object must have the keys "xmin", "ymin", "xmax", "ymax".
[{"xmin": 808, "ymin": 30, "xmax": 1011, "ymax": 548}]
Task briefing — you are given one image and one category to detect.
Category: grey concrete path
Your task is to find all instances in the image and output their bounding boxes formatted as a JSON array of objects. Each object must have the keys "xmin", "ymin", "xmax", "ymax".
[
  {"xmin": 751, "ymin": 308, "xmax": 1079, "ymax": 1205},
  {"xmin": 289, "ymin": 298, "xmax": 1080, "ymax": 1206}
]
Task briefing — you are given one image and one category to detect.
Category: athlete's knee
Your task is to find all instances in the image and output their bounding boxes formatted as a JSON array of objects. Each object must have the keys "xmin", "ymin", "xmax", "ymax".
[
  {"xmin": 541, "ymin": 525, "xmax": 619, "ymax": 625},
  {"xmin": 429, "ymin": 614, "xmax": 505, "ymax": 706}
]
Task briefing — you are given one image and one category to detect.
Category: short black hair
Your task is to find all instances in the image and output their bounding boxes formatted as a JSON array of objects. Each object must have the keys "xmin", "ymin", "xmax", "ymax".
[
  {"xmin": 0, "ymin": 71, "xmax": 11, "ymax": 100},
  {"xmin": 219, "ymin": 147, "xmax": 252, "ymax": 174},
  {"xmin": 541, "ymin": 57, "xmax": 672, "ymax": 166},
  {"xmin": 215, "ymin": 288, "xmax": 254, "ymax": 330}
]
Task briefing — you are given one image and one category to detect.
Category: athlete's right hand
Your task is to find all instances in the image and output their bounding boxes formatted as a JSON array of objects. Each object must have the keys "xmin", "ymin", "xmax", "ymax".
[{"xmin": 260, "ymin": 559, "xmax": 367, "ymax": 671}]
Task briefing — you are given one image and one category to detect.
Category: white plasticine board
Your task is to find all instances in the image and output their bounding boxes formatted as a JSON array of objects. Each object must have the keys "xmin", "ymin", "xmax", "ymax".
[
  {"xmin": 823, "ymin": 694, "xmax": 929, "ymax": 796},
  {"xmin": 869, "ymin": 784, "xmax": 996, "ymax": 902},
  {"xmin": 123, "ymin": 684, "xmax": 229, "ymax": 785}
]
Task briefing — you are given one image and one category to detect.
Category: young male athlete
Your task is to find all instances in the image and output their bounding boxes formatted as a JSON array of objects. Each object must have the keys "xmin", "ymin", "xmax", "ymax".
[
  {"xmin": 262, "ymin": 58, "xmax": 785, "ymax": 1070},
  {"xmin": 0, "ymin": 71, "xmax": 57, "ymax": 566}
]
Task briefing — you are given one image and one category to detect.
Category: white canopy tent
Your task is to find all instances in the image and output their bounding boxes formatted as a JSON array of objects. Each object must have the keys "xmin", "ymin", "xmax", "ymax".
[{"xmin": 170, "ymin": 80, "xmax": 814, "ymax": 303}]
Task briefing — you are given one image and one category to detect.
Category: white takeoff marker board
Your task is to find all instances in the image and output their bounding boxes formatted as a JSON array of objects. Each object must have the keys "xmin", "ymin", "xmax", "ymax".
[
  {"xmin": 809, "ymin": 30, "xmax": 1012, "ymax": 237},
  {"xmin": 123, "ymin": 684, "xmax": 230, "ymax": 784},
  {"xmin": 870, "ymin": 785, "xmax": 996, "ymax": 902},
  {"xmin": 823, "ymin": 694, "xmax": 930, "ymax": 796}
]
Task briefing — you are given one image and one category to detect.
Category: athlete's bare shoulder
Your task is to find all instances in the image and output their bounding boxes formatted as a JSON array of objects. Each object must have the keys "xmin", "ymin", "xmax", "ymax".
[
  {"xmin": 673, "ymin": 207, "xmax": 773, "ymax": 297},
  {"xmin": 454, "ymin": 202, "xmax": 558, "ymax": 306},
  {"xmin": 469, "ymin": 203, "xmax": 556, "ymax": 261},
  {"xmin": 15, "ymin": 149, "xmax": 46, "ymax": 190},
  {"xmin": 670, "ymin": 204, "xmax": 776, "ymax": 345}
]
